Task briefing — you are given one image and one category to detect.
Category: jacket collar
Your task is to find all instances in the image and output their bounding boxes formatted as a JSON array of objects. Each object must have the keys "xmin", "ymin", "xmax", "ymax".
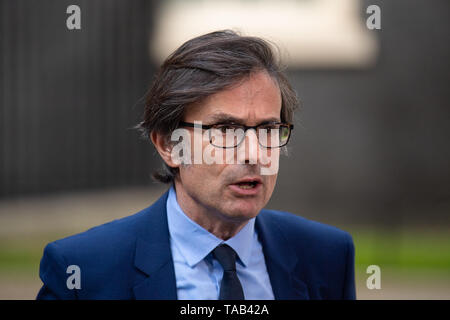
[
  {"xmin": 133, "ymin": 190, "xmax": 178, "ymax": 300},
  {"xmin": 256, "ymin": 210, "xmax": 310, "ymax": 300}
]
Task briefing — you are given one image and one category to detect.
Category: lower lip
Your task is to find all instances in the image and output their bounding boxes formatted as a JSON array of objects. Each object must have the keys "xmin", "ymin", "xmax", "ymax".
[{"xmin": 228, "ymin": 183, "xmax": 262, "ymax": 196}]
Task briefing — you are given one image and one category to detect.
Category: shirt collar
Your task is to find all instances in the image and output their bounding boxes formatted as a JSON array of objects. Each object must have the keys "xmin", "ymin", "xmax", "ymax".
[{"xmin": 166, "ymin": 185, "xmax": 255, "ymax": 268}]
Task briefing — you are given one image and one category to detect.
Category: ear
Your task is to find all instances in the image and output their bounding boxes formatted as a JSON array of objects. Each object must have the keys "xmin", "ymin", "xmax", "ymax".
[{"xmin": 150, "ymin": 131, "xmax": 180, "ymax": 169}]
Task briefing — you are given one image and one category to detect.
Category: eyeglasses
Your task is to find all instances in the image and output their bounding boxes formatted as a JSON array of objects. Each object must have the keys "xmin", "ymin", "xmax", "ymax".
[{"xmin": 178, "ymin": 121, "xmax": 294, "ymax": 148}]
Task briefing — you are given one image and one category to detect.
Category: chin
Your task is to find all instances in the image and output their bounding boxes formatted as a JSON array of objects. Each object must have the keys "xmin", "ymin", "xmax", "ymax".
[{"xmin": 224, "ymin": 201, "xmax": 262, "ymax": 221}]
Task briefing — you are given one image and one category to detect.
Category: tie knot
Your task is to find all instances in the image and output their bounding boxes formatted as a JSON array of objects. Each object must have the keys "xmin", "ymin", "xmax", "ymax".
[{"xmin": 212, "ymin": 244, "xmax": 237, "ymax": 271}]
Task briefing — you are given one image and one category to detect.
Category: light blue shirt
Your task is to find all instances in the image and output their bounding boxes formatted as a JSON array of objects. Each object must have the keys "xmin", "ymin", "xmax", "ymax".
[{"xmin": 166, "ymin": 186, "xmax": 275, "ymax": 300}]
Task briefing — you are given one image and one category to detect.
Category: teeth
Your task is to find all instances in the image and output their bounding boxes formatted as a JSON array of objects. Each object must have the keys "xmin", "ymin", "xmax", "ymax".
[{"xmin": 238, "ymin": 183, "xmax": 255, "ymax": 189}]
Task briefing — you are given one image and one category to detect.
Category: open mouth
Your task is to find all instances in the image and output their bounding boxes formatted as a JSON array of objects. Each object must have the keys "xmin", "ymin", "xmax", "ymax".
[
  {"xmin": 230, "ymin": 177, "xmax": 263, "ymax": 193},
  {"xmin": 235, "ymin": 181, "xmax": 259, "ymax": 189}
]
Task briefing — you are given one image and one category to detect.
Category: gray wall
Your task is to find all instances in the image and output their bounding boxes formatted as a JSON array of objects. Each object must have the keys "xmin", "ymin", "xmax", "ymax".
[{"xmin": 1, "ymin": 0, "xmax": 159, "ymax": 197}]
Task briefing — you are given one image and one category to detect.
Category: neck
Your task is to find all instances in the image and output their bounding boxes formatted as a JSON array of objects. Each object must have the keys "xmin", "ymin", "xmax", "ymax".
[{"xmin": 173, "ymin": 181, "xmax": 249, "ymax": 240}]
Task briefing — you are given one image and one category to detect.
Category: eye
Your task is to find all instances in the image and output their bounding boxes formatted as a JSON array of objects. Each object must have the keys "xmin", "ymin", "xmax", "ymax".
[
  {"xmin": 258, "ymin": 124, "xmax": 282, "ymax": 134},
  {"xmin": 214, "ymin": 124, "xmax": 241, "ymax": 133},
  {"xmin": 280, "ymin": 126, "xmax": 290, "ymax": 139},
  {"xmin": 259, "ymin": 124, "xmax": 280, "ymax": 130}
]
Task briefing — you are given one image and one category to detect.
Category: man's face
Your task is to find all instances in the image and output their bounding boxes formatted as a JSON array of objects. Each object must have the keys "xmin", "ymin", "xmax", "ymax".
[{"xmin": 173, "ymin": 71, "xmax": 282, "ymax": 223}]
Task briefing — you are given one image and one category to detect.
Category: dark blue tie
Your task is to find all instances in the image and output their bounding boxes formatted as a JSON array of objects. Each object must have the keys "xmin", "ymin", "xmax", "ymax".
[{"xmin": 213, "ymin": 244, "xmax": 245, "ymax": 300}]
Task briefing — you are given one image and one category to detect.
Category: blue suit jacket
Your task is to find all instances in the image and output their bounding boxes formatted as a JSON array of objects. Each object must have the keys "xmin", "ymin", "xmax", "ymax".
[{"xmin": 37, "ymin": 190, "xmax": 356, "ymax": 300}]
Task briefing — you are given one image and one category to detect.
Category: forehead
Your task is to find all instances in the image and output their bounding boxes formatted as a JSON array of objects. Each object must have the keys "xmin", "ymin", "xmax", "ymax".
[{"xmin": 184, "ymin": 71, "xmax": 282, "ymax": 123}]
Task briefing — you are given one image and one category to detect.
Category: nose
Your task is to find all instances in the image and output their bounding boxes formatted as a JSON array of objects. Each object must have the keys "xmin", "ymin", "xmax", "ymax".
[{"xmin": 237, "ymin": 129, "xmax": 259, "ymax": 164}]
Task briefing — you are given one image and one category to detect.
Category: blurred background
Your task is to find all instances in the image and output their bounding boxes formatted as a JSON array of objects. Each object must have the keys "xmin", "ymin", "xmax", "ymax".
[{"xmin": 0, "ymin": 0, "xmax": 449, "ymax": 299}]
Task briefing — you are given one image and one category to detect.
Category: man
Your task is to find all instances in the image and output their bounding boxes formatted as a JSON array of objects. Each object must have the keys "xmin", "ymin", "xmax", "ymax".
[{"xmin": 37, "ymin": 30, "xmax": 355, "ymax": 300}]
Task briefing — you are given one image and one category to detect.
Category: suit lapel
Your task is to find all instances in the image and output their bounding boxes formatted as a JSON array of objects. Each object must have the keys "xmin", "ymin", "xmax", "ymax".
[
  {"xmin": 256, "ymin": 211, "xmax": 309, "ymax": 300},
  {"xmin": 130, "ymin": 191, "xmax": 309, "ymax": 300},
  {"xmin": 132, "ymin": 191, "xmax": 178, "ymax": 300}
]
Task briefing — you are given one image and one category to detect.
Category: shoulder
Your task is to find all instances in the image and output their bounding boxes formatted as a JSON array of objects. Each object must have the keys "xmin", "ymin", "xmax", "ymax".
[
  {"xmin": 37, "ymin": 203, "xmax": 165, "ymax": 299},
  {"xmin": 259, "ymin": 209, "xmax": 353, "ymax": 244},
  {"xmin": 39, "ymin": 189, "xmax": 169, "ymax": 279},
  {"xmin": 37, "ymin": 192, "xmax": 170, "ymax": 299},
  {"xmin": 46, "ymin": 205, "xmax": 152, "ymax": 259},
  {"xmin": 257, "ymin": 209, "xmax": 354, "ymax": 262},
  {"xmin": 257, "ymin": 209, "xmax": 356, "ymax": 299},
  {"xmin": 45, "ymin": 190, "xmax": 169, "ymax": 259}
]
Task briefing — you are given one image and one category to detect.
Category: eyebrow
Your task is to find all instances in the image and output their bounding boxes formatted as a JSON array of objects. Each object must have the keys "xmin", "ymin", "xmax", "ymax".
[{"xmin": 205, "ymin": 112, "xmax": 281, "ymax": 125}]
